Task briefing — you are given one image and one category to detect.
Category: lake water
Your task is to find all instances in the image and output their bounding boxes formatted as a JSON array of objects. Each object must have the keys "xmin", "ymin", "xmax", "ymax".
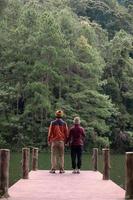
[{"xmin": 9, "ymin": 152, "xmax": 125, "ymax": 189}]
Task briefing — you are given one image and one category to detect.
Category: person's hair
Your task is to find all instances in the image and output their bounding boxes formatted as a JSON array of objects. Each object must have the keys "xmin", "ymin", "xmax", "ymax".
[
  {"xmin": 73, "ymin": 117, "xmax": 80, "ymax": 124},
  {"xmin": 55, "ymin": 110, "xmax": 64, "ymax": 118}
]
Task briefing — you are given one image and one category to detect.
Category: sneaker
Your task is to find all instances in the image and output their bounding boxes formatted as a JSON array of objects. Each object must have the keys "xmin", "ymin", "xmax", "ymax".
[
  {"xmin": 77, "ymin": 169, "xmax": 80, "ymax": 174},
  {"xmin": 49, "ymin": 169, "xmax": 56, "ymax": 173},
  {"xmin": 72, "ymin": 169, "xmax": 76, "ymax": 174},
  {"xmin": 59, "ymin": 169, "xmax": 65, "ymax": 173}
]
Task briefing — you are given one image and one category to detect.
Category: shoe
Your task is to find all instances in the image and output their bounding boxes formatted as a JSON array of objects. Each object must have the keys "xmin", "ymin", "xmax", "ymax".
[
  {"xmin": 49, "ymin": 169, "xmax": 56, "ymax": 173},
  {"xmin": 59, "ymin": 169, "xmax": 65, "ymax": 173},
  {"xmin": 72, "ymin": 169, "xmax": 76, "ymax": 174},
  {"xmin": 77, "ymin": 169, "xmax": 80, "ymax": 174}
]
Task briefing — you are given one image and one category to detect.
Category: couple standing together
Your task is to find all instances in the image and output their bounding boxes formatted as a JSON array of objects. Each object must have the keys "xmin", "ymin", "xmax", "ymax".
[{"xmin": 48, "ymin": 110, "xmax": 85, "ymax": 174}]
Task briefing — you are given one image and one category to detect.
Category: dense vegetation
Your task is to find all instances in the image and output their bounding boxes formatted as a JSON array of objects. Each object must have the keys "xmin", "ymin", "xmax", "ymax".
[{"xmin": 0, "ymin": 0, "xmax": 133, "ymax": 152}]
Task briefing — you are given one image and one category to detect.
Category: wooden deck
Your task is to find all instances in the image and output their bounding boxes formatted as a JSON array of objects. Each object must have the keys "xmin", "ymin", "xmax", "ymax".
[{"xmin": 5, "ymin": 170, "xmax": 125, "ymax": 200}]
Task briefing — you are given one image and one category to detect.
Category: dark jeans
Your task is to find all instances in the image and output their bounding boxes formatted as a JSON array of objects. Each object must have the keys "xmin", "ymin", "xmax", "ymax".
[{"xmin": 71, "ymin": 145, "xmax": 83, "ymax": 169}]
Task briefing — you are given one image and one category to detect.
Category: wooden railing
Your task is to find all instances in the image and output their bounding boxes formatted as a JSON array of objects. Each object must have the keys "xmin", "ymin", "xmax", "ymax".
[
  {"xmin": 92, "ymin": 148, "xmax": 98, "ymax": 171},
  {"xmin": 0, "ymin": 148, "xmax": 133, "ymax": 199},
  {"xmin": 22, "ymin": 148, "xmax": 30, "ymax": 179},
  {"xmin": 0, "ymin": 147, "xmax": 38, "ymax": 198},
  {"xmin": 0, "ymin": 149, "xmax": 10, "ymax": 198},
  {"xmin": 125, "ymin": 152, "xmax": 133, "ymax": 199}
]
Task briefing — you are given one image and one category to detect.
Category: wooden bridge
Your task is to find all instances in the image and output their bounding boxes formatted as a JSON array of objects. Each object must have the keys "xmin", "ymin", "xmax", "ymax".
[
  {"xmin": 7, "ymin": 170, "xmax": 125, "ymax": 200},
  {"xmin": 0, "ymin": 148, "xmax": 133, "ymax": 200}
]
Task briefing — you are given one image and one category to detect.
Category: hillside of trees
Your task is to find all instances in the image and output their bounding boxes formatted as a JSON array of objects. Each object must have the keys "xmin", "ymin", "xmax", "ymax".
[{"xmin": 0, "ymin": 0, "xmax": 133, "ymax": 152}]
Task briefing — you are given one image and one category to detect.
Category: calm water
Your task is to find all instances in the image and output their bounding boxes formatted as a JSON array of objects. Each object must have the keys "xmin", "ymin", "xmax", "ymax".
[{"xmin": 9, "ymin": 152, "xmax": 125, "ymax": 189}]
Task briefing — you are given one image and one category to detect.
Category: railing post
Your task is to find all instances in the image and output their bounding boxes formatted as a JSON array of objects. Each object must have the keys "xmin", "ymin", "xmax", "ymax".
[
  {"xmin": 22, "ymin": 148, "xmax": 30, "ymax": 179},
  {"xmin": 102, "ymin": 148, "xmax": 110, "ymax": 180},
  {"xmin": 32, "ymin": 148, "xmax": 38, "ymax": 171},
  {"xmin": 0, "ymin": 149, "xmax": 10, "ymax": 198},
  {"xmin": 92, "ymin": 148, "xmax": 98, "ymax": 171},
  {"xmin": 125, "ymin": 152, "xmax": 133, "ymax": 199}
]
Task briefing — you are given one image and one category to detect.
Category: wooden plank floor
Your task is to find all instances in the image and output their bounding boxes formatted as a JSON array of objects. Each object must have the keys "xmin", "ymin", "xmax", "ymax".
[{"xmin": 5, "ymin": 170, "xmax": 125, "ymax": 200}]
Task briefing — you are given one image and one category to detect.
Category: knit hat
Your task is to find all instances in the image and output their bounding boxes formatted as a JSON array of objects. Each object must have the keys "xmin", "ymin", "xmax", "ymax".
[
  {"xmin": 73, "ymin": 117, "xmax": 80, "ymax": 124},
  {"xmin": 55, "ymin": 110, "xmax": 64, "ymax": 118}
]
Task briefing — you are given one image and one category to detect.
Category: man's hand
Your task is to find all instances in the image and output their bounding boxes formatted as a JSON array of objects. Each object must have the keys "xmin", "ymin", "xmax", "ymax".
[{"xmin": 65, "ymin": 143, "xmax": 69, "ymax": 147}]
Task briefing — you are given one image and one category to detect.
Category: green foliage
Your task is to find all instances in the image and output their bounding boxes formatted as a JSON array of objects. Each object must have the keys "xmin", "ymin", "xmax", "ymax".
[
  {"xmin": 0, "ymin": 0, "xmax": 8, "ymax": 14},
  {"xmin": 95, "ymin": 136, "xmax": 110, "ymax": 150},
  {"xmin": 0, "ymin": 135, "xmax": 6, "ymax": 147},
  {"xmin": 70, "ymin": 0, "xmax": 133, "ymax": 38},
  {"xmin": 0, "ymin": 0, "xmax": 132, "ymax": 152}
]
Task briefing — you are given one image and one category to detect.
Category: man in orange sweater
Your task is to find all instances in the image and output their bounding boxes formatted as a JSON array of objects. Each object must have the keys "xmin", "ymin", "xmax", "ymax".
[{"xmin": 48, "ymin": 110, "xmax": 68, "ymax": 173}]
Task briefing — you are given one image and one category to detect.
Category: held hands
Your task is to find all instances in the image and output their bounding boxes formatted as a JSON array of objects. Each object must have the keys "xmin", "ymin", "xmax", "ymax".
[
  {"xmin": 48, "ymin": 141, "xmax": 70, "ymax": 147},
  {"xmin": 65, "ymin": 142, "xmax": 69, "ymax": 147}
]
